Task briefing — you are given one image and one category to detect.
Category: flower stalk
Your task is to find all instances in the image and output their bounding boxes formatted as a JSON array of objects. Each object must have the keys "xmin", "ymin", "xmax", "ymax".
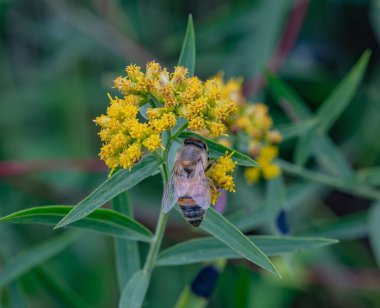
[{"xmin": 142, "ymin": 161, "xmax": 169, "ymax": 275}]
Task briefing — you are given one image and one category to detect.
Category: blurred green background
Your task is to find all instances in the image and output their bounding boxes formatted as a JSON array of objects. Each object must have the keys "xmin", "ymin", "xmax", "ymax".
[{"xmin": 1, "ymin": 0, "xmax": 380, "ymax": 307}]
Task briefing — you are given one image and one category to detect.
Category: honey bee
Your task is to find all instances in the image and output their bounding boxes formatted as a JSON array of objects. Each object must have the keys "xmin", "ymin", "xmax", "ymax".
[{"xmin": 162, "ymin": 138, "xmax": 212, "ymax": 226}]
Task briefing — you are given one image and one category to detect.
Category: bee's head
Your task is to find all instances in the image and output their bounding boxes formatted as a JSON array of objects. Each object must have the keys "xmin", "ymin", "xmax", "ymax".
[{"xmin": 184, "ymin": 138, "xmax": 207, "ymax": 151}]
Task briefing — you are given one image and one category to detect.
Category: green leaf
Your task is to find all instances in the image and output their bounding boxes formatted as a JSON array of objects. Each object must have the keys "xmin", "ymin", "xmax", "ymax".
[
  {"xmin": 265, "ymin": 176, "xmax": 286, "ymax": 221},
  {"xmin": 369, "ymin": 202, "xmax": 380, "ymax": 268},
  {"xmin": 178, "ymin": 131, "xmax": 259, "ymax": 167},
  {"xmin": 277, "ymin": 159, "xmax": 380, "ymax": 201},
  {"xmin": 178, "ymin": 15, "xmax": 196, "ymax": 76},
  {"xmin": 267, "ymin": 72, "xmax": 355, "ymax": 176},
  {"xmin": 296, "ymin": 211, "xmax": 368, "ymax": 240},
  {"xmin": 315, "ymin": 50, "xmax": 370, "ymax": 134},
  {"xmin": 293, "ymin": 128, "xmax": 314, "ymax": 166},
  {"xmin": 357, "ymin": 167, "xmax": 380, "ymax": 186},
  {"xmin": 8, "ymin": 281, "xmax": 28, "ymax": 308},
  {"xmin": 0, "ymin": 232, "xmax": 80, "ymax": 289},
  {"xmin": 266, "ymin": 72, "xmax": 311, "ymax": 120},
  {"xmin": 277, "ymin": 119, "xmax": 317, "ymax": 141},
  {"xmin": 32, "ymin": 266, "xmax": 92, "ymax": 308},
  {"xmin": 312, "ymin": 136, "xmax": 353, "ymax": 177},
  {"xmin": 199, "ymin": 208, "xmax": 279, "ymax": 276},
  {"xmin": 294, "ymin": 51, "xmax": 370, "ymax": 165},
  {"xmin": 227, "ymin": 206, "xmax": 268, "ymax": 232},
  {"xmin": 119, "ymin": 270, "xmax": 150, "ymax": 308},
  {"xmin": 113, "ymin": 192, "xmax": 141, "ymax": 292},
  {"xmin": 156, "ymin": 235, "xmax": 338, "ymax": 266},
  {"xmin": 55, "ymin": 155, "xmax": 160, "ymax": 228},
  {"xmin": 0, "ymin": 206, "xmax": 152, "ymax": 242}
]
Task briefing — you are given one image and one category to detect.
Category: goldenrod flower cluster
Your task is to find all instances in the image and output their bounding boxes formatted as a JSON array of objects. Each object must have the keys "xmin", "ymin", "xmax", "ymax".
[
  {"xmin": 206, "ymin": 152, "xmax": 237, "ymax": 204},
  {"xmin": 95, "ymin": 61, "xmax": 237, "ymax": 171},
  {"xmin": 212, "ymin": 74, "xmax": 282, "ymax": 184}
]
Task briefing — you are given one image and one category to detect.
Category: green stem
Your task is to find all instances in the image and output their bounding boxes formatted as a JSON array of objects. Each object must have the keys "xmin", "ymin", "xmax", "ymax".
[
  {"xmin": 172, "ymin": 122, "xmax": 188, "ymax": 140},
  {"xmin": 142, "ymin": 163, "xmax": 169, "ymax": 274}
]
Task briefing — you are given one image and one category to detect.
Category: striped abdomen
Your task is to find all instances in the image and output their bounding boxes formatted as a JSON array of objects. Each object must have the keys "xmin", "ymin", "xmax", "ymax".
[{"xmin": 178, "ymin": 196, "xmax": 206, "ymax": 227}]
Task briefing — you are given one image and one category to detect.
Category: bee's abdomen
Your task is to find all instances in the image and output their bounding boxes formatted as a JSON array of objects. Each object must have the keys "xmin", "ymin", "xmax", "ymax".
[{"xmin": 178, "ymin": 198, "xmax": 205, "ymax": 227}]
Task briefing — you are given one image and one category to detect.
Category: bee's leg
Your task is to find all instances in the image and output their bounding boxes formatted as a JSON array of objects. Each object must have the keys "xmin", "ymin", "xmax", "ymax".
[{"xmin": 205, "ymin": 159, "xmax": 215, "ymax": 172}]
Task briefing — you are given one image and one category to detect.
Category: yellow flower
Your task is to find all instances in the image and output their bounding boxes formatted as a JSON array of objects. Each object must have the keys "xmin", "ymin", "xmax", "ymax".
[
  {"xmin": 262, "ymin": 164, "xmax": 280, "ymax": 179},
  {"xmin": 259, "ymin": 145, "xmax": 278, "ymax": 163},
  {"xmin": 142, "ymin": 134, "xmax": 162, "ymax": 152},
  {"xmin": 206, "ymin": 152, "xmax": 237, "ymax": 192},
  {"xmin": 208, "ymin": 122, "xmax": 226, "ymax": 137},
  {"xmin": 129, "ymin": 122, "xmax": 149, "ymax": 139},
  {"xmin": 119, "ymin": 142, "xmax": 142, "ymax": 169},
  {"xmin": 96, "ymin": 62, "xmax": 250, "ymax": 171},
  {"xmin": 126, "ymin": 64, "xmax": 144, "ymax": 82},
  {"xmin": 181, "ymin": 77, "xmax": 203, "ymax": 103},
  {"xmin": 268, "ymin": 130, "xmax": 282, "ymax": 144},
  {"xmin": 210, "ymin": 188, "xmax": 220, "ymax": 205},
  {"xmin": 171, "ymin": 66, "xmax": 188, "ymax": 90},
  {"xmin": 245, "ymin": 167, "xmax": 261, "ymax": 184},
  {"xmin": 145, "ymin": 61, "xmax": 162, "ymax": 79},
  {"xmin": 149, "ymin": 112, "xmax": 177, "ymax": 133},
  {"xmin": 188, "ymin": 117, "xmax": 205, "ymax": 131}
]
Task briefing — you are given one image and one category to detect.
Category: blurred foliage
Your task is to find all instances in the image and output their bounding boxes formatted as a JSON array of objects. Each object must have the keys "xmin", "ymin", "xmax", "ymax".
[{"xmin": 1, "ymin": 0, "xmax": 380, "ymax": 307}]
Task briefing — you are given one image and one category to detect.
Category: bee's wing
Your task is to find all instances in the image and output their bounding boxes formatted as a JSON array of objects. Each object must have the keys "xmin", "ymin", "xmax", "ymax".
[
  {"xmin": 162, "ymin": 164, "xmax": 179, "ymax": 213},
  {"xmin": 188, "ymin": 160, "xmax": 211, "ymax": 210},
  {"xmin": 174, "ymin": 164, "xmax": 189, "ymax": 197},
  {"xmin": 161, "ymin": 162, "xmax": 189, "ymax": 213}
]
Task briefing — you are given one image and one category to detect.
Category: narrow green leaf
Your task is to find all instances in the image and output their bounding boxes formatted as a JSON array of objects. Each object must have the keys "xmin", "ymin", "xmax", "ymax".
[
  {"xmin": 277, "ymin": 119, "xmax": 317, "ymax": 141},
  {"xmin": 294, "ymin": 51, "xmax": 370, "ymax": 165},
  {"xmin": 113, "ymin": 192, "xmax": 141, "ymax": 292},
  {"xmin": 357, "ymin": 167, "xmax": 380, "ymax": 186},
  {"xmin": 178, "ymin": 15, "xmax": 196, "ymax": 76},
  {"xmin": 369, "ymin": 202, "xmax": 380, "ymax": 268},
  {"xmin": 277, "ymin": 159, "xmax": 380, "ymax": 201},
  {"xmin": 200, "ymin": 208, "xmax": 279, "ymax": 276},
  {"xmin": 0, "ymin": 232, "xmax": 80, "ymax": 289},
  {"xmin": 312, "ymin": 136, "xmax": 353, "ymax": 177},
  {"xmin": 178, "ymin": 131, "xmax": 259, "ymax": 167},
  {"xmin": 227, "ymin": 206, "xmax": 268, "ymax": 232},
  {"xmin": 32, "ymin": 266, "xmax": 92, "ymax": 308},
  {"xmin": 266, "ymin": 72, "xmax": 311, "ymax": 120},
  {"xmin": 316, "ymin": 50, "xmax": 370, "ymax": 134},
  {"xmin": 267, "ymin": 72, "xmax": 354, "ymax": 176},
  {"xmin": 265, "ymin": 176, "xmax": 286, "ymax": 221},
  {"xmin": 293, "ymin": 128, "xmax": 314, "ymax": 166},
  {"xmin": 8, "ymin": 282, "xmax": 28, "ymax": 308},
  {"xmin": 55, "ymin": 155, "xmax": 160, "ymax": 228},
  {"xmin": 156, "ymin": 235, "xmax": 337, "ymax": 266},
  {"xmin": 119, "ymin": 270, "xmax": 150, "ymax": 308},
  {"xmin": 296, "ymin": 211, "xmax": 368, "ymax": 240},
  {"xmin": 0, "ymin": 206, "xmax": 152, "ymax": 242},
  {"xmin": 285, "ymin": 181, "xmax": 325, "ymax": 211}
]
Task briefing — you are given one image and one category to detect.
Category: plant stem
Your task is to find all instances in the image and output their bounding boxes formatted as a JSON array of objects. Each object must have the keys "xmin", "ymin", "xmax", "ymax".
[
  {"xmin": 142, "ymin": 163, "xmax": 169, "ymax": 274},
  {"xmin": 172, "ymin": 122, "xmax": 188, "ymax": 140}
]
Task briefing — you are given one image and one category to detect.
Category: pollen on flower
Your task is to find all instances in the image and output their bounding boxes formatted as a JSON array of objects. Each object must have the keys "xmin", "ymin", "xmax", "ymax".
[
  {"xmin": 126, "ymin": 64, "xmax": 144, "ymax": 82},
  {"xmin": 188, "ymin": 117, "xmax": 205, "ymax": 131},
  {"xmin": 119, "ymin": 142, "xmax": 142, "ymax": 169},
  {"xmin": 142, "ymin": 134, "xmax": 161, "ymax": 152},
  {"xmin": 210, "ymin": 188, "xmax": 220, "ymax": 205},
  {"xmin": 129, "ymin": 122, "xmax": 149, "ymax": 139},
  {"xmin": 206, "ymin": 152, "xmax": 237, "ymax": 193},
  {"xmin": 96, "ymin": 62, "xmax": 243, "ymax": 171},
  {"xmin": 208, "ymin": 122, "xmax": 226, "ymax": 137}
]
